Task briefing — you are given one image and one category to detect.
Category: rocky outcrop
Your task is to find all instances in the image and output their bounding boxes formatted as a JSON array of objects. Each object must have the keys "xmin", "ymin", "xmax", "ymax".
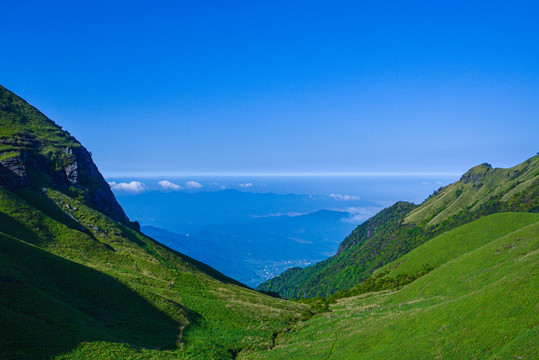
[
  {"xmin": 0, "ymin": 153, "xmax": 30, "ymax": 188},
  {"xmin": 63, "ymin": 148, "xmax": 78, "ymax": 184},
  {"xmin": 459, "ymin": 163, "xmax": 493, "ymax": 184}
]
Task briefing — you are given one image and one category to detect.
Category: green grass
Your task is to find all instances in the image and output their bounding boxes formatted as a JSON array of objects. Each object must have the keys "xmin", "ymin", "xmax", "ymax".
[
  {"xmin": 0, "ymin": 231, "xmax": 182, "ymax": 360},
  {"xmin": 241, "ymin": 214, "xmax": 539, "ymax": 359},
  {"xmin": 0, "ymin": 85, "xmax": 79, "ymax": 148},
  {"xmin": 380, "ymin": 212, "xmax": 539, "ymax": 277},
  {"xmin": 405, "ymin": 156, "xmax": 539, "ymax": 226},
  {"xmin": 0, "ymin": 185, "xmax": 309, "ymax": 359}
]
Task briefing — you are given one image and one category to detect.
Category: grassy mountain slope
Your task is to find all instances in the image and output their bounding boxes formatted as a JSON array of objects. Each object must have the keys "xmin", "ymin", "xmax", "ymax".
[
  {"xmin": 381, "ymin": 212, "xmax": 539, "ymax": 277},
  {"xmin": 257, "ymin": 202, "xmax": 417, "ymax": 298},
  {"xmin": 242, "ymin": 212, "xmax": 539, "ymax": 359},
  {"xmin": 0, "ymin": 231, "xmax": 180, "ymax": 359},
  {"xmin": 0, "ymin": 181, "xmax": 308, "ymax": 359},
  {"xmin": 406, "ymin": 158, "xmax": 539, "ymax": 225},
  {"xmin": 258, "ymin": 156, "xmax": 539, "ymax": 298},
  {"xmin": 0, "ymin": 84, "xmax": 133, "ymax": 226},
  {"xmin": 0, "ymin": 85, "xmax": 309, "ymax": 359}
]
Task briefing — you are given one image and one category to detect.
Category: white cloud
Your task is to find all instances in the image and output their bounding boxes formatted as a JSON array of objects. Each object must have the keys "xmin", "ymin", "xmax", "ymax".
[
  {"xmin": 108, "ymin": 181, "xmax": 145, "ymax": 194},
  {"xmin": 158, "ymin": 180, "xmax": 182, "ymax": 191},
  {"xmin": 422, "ymin": 181, "xmax": 430, "ymax": 185},
  {"xmin": 341, "ymin": 206, "xmax": 382, "ymax": 223},
  {"xmin": 239, "ymin": 182, "xmax": 253, "ymax": 188},
  {"xmin": 329, "ymin": 193, "xmax": 360, "ymax": 201},
  {"xmin": 185, "ymin": 180, "xmax": 203, "ymax": 189}
]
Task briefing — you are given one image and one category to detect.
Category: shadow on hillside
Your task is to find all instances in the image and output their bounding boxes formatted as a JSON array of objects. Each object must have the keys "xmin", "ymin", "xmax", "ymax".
[
  {"xmin": 0, "ymin": 233, "xmax": 184, "ymax": 360},
  {"xmin": 0, "ymin": 211, "xmax": 45, "ymax": 246}
]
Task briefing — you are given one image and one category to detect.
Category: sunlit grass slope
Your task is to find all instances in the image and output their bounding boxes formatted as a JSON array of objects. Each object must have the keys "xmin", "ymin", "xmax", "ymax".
[
  {"xmin": 380, "ymin": 212, "xmax": 539, "ymax": 277},
  {"xmin": 0, "ymin": 185, "xmax": 308, "ymax": 360},
  {"xmin": 406, "ymin": 156, "xmax": 539, "ymax": 226},
  {"xmin": 242, "ymin": 213, "xmax": 539, "ymax": 359}
]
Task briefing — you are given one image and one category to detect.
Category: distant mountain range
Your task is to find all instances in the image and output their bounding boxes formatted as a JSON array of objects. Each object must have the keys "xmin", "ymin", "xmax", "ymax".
[
  {"xmin": 116, "ymin": 187, "xmax": 381, "ymax": 234},
  {"xmin": 143, "ymin": 208, "xmax": 359, "ymax": 287}
]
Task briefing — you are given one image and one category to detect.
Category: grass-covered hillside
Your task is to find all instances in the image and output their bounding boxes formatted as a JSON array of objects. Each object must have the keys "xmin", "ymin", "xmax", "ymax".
[
  {"xmin": 258, "ymin": 155, "xmax": 539, "ymax": 298},
  {"xmin": 0, "ymin": 85, "xmax": 309, "ymax": 359},
  {"xmin": 243, "ymin": 212, "xmax": 539, "ymax": 359}
]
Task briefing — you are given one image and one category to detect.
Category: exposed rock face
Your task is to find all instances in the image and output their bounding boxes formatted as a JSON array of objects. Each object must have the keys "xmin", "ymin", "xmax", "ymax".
[
  {"xmin": 459, "ymin": 163, "xmax": 493, "ymax": 184},
  {"xmin": 69, "ymin": 146, "xmax": 134, "ymax": 227},
  {"xmin": 0, "ymin": 153, "xmax": 30, "ymax": 188},
  {"xmin": 63, "ymin": 148, "xmax": 78, "ymax": 184}
]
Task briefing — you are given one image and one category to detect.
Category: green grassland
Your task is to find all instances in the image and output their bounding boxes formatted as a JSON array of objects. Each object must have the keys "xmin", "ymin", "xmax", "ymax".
[
  {"xmin": 381, "ymin": 212, "xmax": 539, "ymax": 277},
  {"xmin": 0, "ymin": 185, "xmax": 309, "ymax": 359},
  {"xmin": 242, "ymin": 212, "xmax": 539, "ymax": 359}
]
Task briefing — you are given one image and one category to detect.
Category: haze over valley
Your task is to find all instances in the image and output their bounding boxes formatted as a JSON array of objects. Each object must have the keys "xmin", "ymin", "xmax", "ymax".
[{"xmin": 109, "ymin": 176, "xmax": 456, "ymax": 286}]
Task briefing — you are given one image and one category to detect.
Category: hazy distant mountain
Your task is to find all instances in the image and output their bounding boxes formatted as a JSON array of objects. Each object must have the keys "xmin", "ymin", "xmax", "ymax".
[
  {"xmin": 143, "ymin": 209, "xmax": 359, "ymax": 287},
  {"xmin": 116, "ymin": 188, "xmax": 381, "ymax": 234}
]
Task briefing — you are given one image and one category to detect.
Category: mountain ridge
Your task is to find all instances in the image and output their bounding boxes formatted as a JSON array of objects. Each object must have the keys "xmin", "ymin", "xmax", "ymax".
[{"xmin": 258, "ymin": 154, "xmax": 539, "ymax": 298}]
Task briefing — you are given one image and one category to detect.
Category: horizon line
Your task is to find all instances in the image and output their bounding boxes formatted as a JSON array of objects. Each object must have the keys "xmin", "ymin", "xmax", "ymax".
[{"xmin": 103, "ymin": 171, "xmax": 463, "ymax": 178}]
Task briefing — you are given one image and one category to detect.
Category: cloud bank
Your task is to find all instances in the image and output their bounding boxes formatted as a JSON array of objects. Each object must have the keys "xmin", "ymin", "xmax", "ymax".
[
  {"xmin": 186, "ymin": 181, "xmax": 203, "ymax": 189},
  {"xmin": 108, "ymin": 181, "xmax": 145, "ymax": 194},
  {"xmin": 239, "ymin": 182, "xmax": 253, "ymax": 188}
]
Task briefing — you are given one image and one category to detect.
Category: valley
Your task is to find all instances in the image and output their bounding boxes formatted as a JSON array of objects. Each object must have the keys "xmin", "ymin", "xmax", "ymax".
[{"xmin": 1, "ymin": 83, "xmax": 537, "ymax": 359}]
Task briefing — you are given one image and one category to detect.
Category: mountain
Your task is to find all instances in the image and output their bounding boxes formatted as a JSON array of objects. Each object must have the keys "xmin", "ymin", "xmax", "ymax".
[
  {"xmin": 258, "ymin": 155, "xmax": 539, "ymax": 298},
  {"xmin": 143, "ymin": 209, "xmax": 357, "ymax": 287},
  {"xmin": 243, "ymin": 212, "xmax": 539, "ymax": 359},
  {"xmin": 0, "ymin": 85, "xmax": 309, "ymax": 359},
  {"xmin": 0, "ymin": 85, "xmax": 134, "ymax": 228}
]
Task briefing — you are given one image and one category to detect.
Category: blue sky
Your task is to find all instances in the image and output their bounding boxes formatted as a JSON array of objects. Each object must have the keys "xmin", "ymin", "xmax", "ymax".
[{"xmin": 2, "ymin": 1, "xmax": 538, "ymax": 176}]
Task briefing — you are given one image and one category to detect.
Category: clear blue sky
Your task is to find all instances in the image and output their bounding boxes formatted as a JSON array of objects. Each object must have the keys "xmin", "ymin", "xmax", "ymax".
[{"xmin": 2, "ymin": 1, "xmax": 538, "ymax": 176}]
